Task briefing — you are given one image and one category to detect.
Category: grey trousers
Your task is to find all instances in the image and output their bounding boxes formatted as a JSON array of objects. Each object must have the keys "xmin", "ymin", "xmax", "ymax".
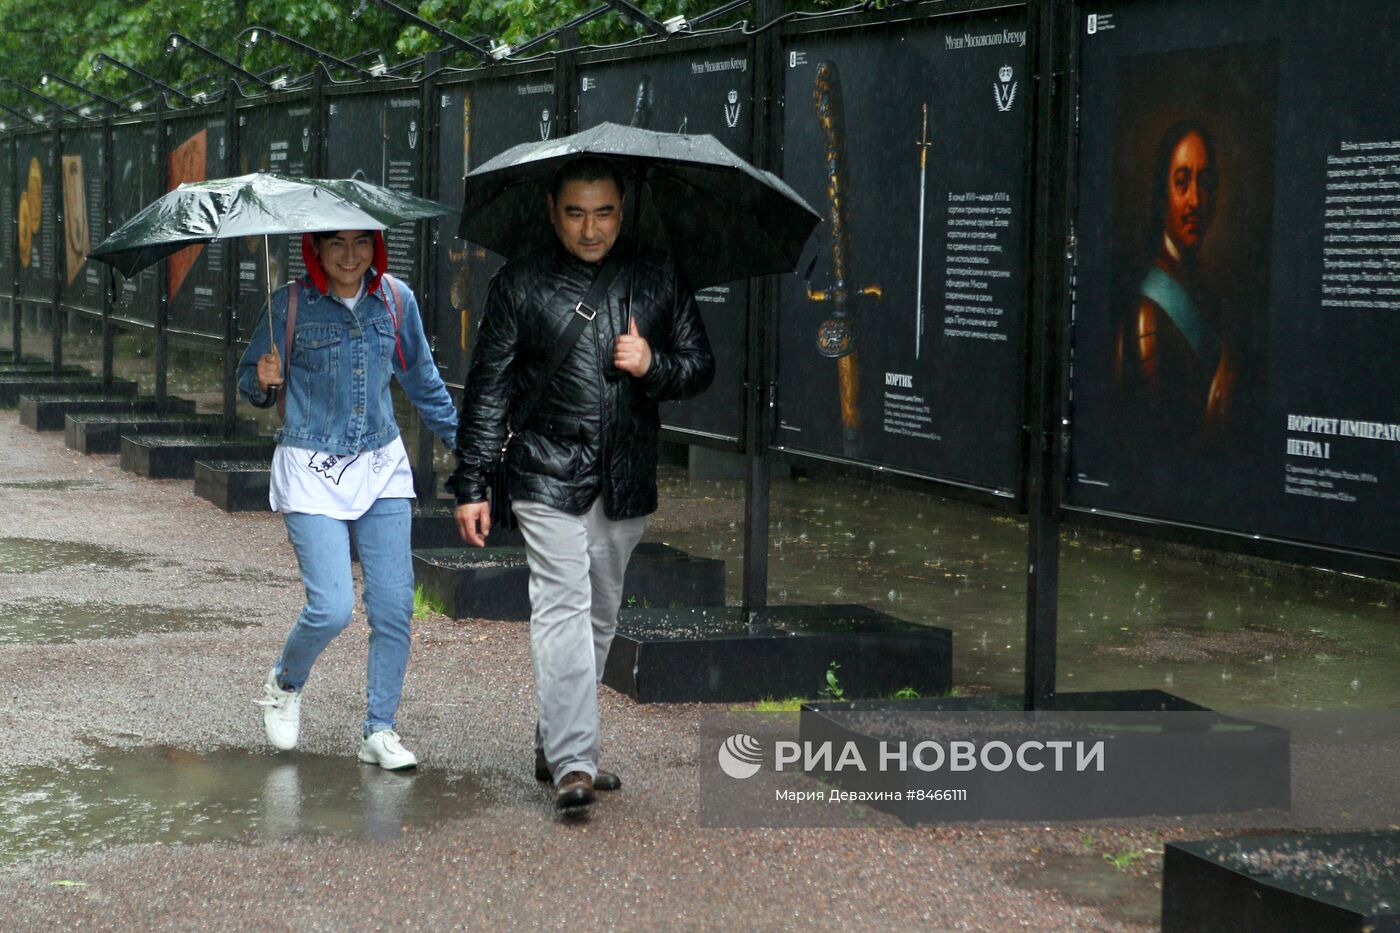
[{"xmin": 512, "ymin": 496, "xmax": 645, "ymax": 785}]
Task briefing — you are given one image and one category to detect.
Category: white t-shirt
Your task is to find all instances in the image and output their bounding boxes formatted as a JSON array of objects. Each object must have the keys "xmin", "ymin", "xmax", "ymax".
[
  {"xmin": 270, "ymin": 437, "xmax": 414, "ymax": 519},
  {"xmin": 268, "ymin": 281, "xmax": 413, "ymax": 519}
]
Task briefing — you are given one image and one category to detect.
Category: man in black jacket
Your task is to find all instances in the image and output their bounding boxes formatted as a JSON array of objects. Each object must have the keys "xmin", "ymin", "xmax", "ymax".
[{"xmin": 450, "ymin": 156, "xmax": 714, "ymax": 811}]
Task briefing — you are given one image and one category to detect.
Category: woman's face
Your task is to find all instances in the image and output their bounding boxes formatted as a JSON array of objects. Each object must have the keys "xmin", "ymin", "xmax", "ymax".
[{"xmin": 314, "ymin": 230, "xmax": 374, "ymax": 297}]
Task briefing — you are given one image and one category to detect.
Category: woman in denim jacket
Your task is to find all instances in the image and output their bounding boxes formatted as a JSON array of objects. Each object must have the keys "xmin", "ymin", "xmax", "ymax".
[{"xmin": 237, "ymin": 229, "xmax": 457, "ymax": 770}]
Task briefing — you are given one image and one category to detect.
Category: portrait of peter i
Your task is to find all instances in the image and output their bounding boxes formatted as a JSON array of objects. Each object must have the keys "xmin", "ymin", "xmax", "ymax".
[{"xmin": 1116, "ymin": 121, "xmax": 1239, "ymax": 444}]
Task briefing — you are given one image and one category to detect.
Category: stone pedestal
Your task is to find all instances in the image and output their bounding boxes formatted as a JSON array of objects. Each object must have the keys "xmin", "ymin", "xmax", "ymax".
[
  {"xmin": 192, "ymin": 459, "xmax": 273, "ymax": 512},
  {"xmin": 1163, "ymin": 831, "xmax": 1398, "ymax": 932},
  {"xmin": 412, "ymin": 542, "xmax": 726, "ymax": 621},
  {"xmin": 122, "ymin": 435, "xmax": 277, "ymax": 480},
  {"xmin": 0, "ymin": 375, "xmax": 136, "ymax": 407},
  {"xmin": 66, "ymin": 414, "xmax": 254, "ymax": 455},
  {"xmin": 0, "ymin": 361, "xmax": 85, "ymax": 374},
  {"xmin": 21, "ymin": 394, "xmax": 195, "ymax": 431},
  {"xmin": 604, "ymin": 604, "xmax": 952, "ymax": 703},
  {"xmin": 348, "ymin": 500, "xmax": 524, "ymax": 562},
  {"xmin": 798, "ymin": 690, "xmax": 1290, "ymax": 825}
]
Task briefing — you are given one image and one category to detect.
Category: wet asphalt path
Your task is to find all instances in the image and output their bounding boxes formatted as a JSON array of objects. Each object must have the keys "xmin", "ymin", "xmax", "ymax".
[{"xmin": 0, "ymin": 412, "xmax": 1160, "ymax": 931}]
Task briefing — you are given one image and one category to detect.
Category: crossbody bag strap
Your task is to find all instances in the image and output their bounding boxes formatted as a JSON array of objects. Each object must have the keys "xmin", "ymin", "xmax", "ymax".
[
  {"xmin": 276, "ymin": 282, "xmax": 300, "ymax": 420},
  {"xmin": 501, "ymin": 253, "xmax": 624, "ymax": 455}
]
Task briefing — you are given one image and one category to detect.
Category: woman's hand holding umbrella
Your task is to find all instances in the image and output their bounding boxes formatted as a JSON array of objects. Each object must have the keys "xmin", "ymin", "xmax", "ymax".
[{"xmin": 256, "ymin": 345, "xmax": 283, "ymax": 393}]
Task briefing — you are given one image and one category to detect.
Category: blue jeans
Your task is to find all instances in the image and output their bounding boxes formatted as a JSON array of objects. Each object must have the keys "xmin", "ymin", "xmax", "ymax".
[{"xmin": 276, "ymin": 496, "xmax": 414, "ymax": 736}]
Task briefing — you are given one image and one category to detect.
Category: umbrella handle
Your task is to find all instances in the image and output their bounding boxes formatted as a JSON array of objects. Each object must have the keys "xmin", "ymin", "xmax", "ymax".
[
  {"xmin": 626, "ymin": 165, "xmax": 648, "ymax": 336},
  {"xmin": 262, "ymin": 233, "xmax": 283, "ymax": 375},
  {"xmin": 263, "ymin": 234, "xmax": 276, "ymax": 344}
]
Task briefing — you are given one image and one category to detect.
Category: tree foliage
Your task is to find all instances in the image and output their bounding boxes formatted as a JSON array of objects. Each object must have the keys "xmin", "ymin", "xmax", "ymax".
[{"xmin": 0, "ymin": 0, "xmax": 845, "ymax": 115}]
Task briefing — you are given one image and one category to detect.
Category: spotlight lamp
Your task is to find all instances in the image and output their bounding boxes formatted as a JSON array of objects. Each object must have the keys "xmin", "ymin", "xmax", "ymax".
[
  {"xmin": 235, "ymin": 26, "xmax": 375, "ymax": 81},
  {"xmin": 163, "ymin": 31, "xmax": 274, "ymax": 93},
  {"xmin": 91, "ymin": 53, "xmax": 196, "ymax": 107}
]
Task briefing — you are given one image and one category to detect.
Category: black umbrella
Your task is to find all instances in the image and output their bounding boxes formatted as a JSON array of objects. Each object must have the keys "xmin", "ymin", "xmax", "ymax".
[
  {"xmin": 458, "ymin": 123, "xmax": 820, "ymax": 290},
  {"xmin": 89, "ymin": 173, "xmax": 454, "ymax": 334}
]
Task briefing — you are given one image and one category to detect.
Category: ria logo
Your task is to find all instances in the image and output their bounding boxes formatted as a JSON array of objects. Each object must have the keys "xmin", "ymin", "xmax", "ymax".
[{"xmin": 718, "ymin": 733, "xmax": 763, "ymax": 779}]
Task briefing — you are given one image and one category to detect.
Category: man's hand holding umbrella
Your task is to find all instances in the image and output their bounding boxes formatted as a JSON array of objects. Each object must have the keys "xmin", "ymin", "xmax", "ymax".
[{"xmin": 613, "ymin": 317, "xmax": 652, "ymax": 377}]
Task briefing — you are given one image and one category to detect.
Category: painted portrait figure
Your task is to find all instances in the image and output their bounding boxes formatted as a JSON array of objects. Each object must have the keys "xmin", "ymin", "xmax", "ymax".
[{"xmin": 1115, "ymin": 120, "xmax": 1238, "ymax": 445}]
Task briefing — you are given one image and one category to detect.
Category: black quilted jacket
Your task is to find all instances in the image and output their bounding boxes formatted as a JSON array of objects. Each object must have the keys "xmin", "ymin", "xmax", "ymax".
[{"xmin": 448, "ymin": 243, "xmax": 714, "ymax": 519}]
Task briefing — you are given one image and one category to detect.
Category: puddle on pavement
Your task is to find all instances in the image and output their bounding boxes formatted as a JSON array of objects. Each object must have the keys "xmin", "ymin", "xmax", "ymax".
[
  {"xmin": 0, "ymin": 479, "xmax": 108, "ymax": 492},
  {"xmin": 654, "ymin": 468, "xmax": 1400, "ymax": 709},
  {"xmin": 0, "ymin": 744, "xmax": 490, "ymax": 868},
  {"xmin": 0, "ymin": 601, "xmax": 252, "ymax": 645},
  {"xmin": 1007, "ymin": 852, "xmax": 1161, "ymax": 927},
  {"xmin": 0, "ymin": 538, "xmax": 145, "ymax": 573}
]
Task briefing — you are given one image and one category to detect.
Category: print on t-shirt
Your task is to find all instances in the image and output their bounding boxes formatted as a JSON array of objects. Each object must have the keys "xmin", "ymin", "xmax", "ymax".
[{"xmin": 306, "ymin": 451, "xmax": 361, "ymax": 485}]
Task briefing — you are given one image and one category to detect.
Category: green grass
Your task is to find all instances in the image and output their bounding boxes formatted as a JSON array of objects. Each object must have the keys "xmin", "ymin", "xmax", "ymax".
[
  {"xmin": 1103, "ymin": 849, "xmax": 1145, "ymax": 871},
  {"xmin": 728, "ymin": 697, "xmax": 806, "ymax": 712},
  {"xmin": 413, "ymin": 584, "xmax": 446, "ymax": 620},
  {"xmin": 754, "ymin": 697, "xmax": 806, "ymax": 712}
]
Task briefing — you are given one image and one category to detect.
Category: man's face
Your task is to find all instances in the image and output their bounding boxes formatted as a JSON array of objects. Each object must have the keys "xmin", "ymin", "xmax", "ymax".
[
  {"xmin": 548, "ymin": 178, "xmax": 623, "ymax": 264},
  {"xmin": 1164, "ymin": 131, "xmax": 1216, "ymax": 253},
  {"xmin": 314, "ymin": 230, "xmax": 374, "ymax": 296}
]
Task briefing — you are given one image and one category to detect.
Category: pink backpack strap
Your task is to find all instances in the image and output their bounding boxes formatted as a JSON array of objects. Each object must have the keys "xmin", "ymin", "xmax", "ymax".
[
  {"xmin": 379, "ymin": 273, "xmax": 409, "ymax": 371},
  {"xmin": 276, "ymin": 282, "xmax": 300, "ymax": 420}
]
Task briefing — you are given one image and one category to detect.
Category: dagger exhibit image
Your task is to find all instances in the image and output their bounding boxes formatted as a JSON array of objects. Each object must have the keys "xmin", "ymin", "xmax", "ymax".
[{"xmin": 777, "ymin": 13, "xmax": 1029, "ymax": 492}]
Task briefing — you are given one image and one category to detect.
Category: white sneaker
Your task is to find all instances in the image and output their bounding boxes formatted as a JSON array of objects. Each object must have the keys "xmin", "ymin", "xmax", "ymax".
[
  {"xmin": 255, "ymin": 668, "xmax": 302, "ymax": 751},
  {"xmin": 358, "ymin": 729, "xmax": 418, "ymax": 770}
]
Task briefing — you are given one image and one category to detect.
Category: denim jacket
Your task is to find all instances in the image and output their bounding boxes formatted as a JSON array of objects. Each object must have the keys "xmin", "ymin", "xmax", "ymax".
[{"xmin": 237, "ymin": 274, "xmax": 458, "ymax": 456}]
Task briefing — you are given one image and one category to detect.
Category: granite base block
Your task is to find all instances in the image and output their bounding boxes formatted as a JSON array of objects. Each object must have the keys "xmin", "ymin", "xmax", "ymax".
[
  {"xmin": 192, "ymin": 459, "xmax": 273, "ymax": 512},
  {"xmin": 798, "ymin": 690, "xmax": 1290, "ymax": 825},
  {"xmin": 121, "ymin": 435, "xmax": 277, "ymax": 479},
  {"xmin": 1163, "ymin": 831, "xmax": 1398, "ymax": 932},
  {"xmin": 0, "ymin": 362, "xmax": 86, "ymax": 375},
  {"xmin": 0, "ymin": 376, "xmax": 136, "ymax": 407},
  {"xmin": 348, "ymin": 500, "xmax": 523, "ymax": 561},
  {"xmin": 603, "ymin": 604, "xmax": 952, "ymax": 703},
  {"xmin": 21, "ymin": 394, "xmax": 195, "ymax": 431},
  {"xmin": 66, "ymin": 414, "xmax": 254, "ymax": 454},
  {"xmin": 412, "ymin": 542, "xmax": 725, "ymax": 622}
]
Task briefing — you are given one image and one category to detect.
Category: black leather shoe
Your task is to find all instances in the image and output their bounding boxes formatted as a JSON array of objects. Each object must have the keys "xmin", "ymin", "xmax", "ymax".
[
  {"xmin": 555, "ymin": 771, "xmax": 594, "ymax": 811},
  {"xmin": 535, "ymin": 749, "xmax": 621, "ymax": 791}
]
